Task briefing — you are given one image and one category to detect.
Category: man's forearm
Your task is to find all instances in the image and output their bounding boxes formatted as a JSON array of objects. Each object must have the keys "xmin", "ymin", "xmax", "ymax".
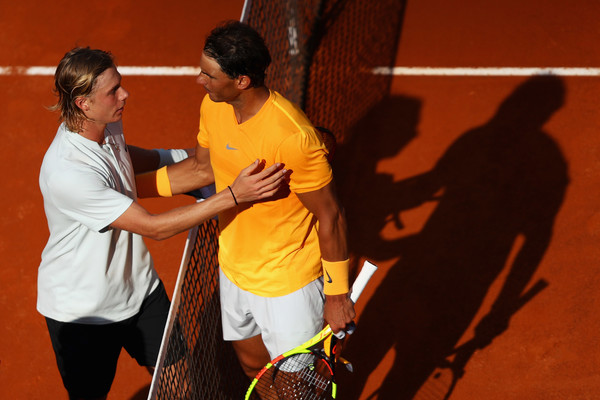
[
  {"xmin": 318, "ymin": 209, "xmax": 348, "ymax": 262},
  {"xmin": 128, "ymin": 145, "xmax": 161, "ymax": 174},
  {"xmin": 166, "ymin": 156, "xmax": 215, "ymax": 195}
]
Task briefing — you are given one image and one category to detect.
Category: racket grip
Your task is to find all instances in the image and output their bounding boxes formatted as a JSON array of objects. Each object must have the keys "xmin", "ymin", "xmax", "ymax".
[
  {"xmin": 349, "ymin": 260, "xmax": 378, "ymax": 303},
  {"xmin": 333, "ymin": 261, "xmax": 378, "ymax": 339},
  {"xmin": 334, "ymin": 321, "xmax": 356, "ymax": 339},
  {"xmin": 334, "ymin": 330, "xmax": 346, "ymax": 339}
]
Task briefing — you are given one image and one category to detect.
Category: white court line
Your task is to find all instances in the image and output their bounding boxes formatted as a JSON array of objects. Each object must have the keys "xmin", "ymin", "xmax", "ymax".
[
  {"xmin": 1, "ymin": 66, "xmax": 599, "ymax": 77},
  {"xmin": 0, "ymin": 66, "xmax": 202, "ymax": 76},
  {"xmin": 372, "ymin": 66, "xmax": 600, "ymax": 76}
]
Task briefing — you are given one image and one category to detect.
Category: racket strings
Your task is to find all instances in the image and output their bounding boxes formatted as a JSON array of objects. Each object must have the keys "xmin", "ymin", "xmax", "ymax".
[{"xmin": 252, "ymin": 353, "xmax": 333, "ymax": 399}]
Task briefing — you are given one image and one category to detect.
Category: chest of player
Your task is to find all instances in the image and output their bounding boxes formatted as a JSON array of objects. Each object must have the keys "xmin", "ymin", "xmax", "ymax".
[{"xmin": 208, "ymin": 122, "xmax": 287, "ymax": 180}]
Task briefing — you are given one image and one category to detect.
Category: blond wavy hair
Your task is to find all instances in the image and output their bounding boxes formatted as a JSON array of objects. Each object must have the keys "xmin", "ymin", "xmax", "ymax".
[{"xmin": 49, "ymin": 47, "xmax": 114, "ymax": 132}]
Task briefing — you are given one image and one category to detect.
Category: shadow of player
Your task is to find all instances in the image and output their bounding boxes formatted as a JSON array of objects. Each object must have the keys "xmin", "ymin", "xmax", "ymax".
[{"xmin": 335, "ymin": 76, "xmax": 569, "ymax": 399}]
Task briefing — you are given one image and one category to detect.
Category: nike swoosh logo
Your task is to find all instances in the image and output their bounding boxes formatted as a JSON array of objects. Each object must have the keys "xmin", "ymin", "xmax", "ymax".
[
  {"xmin": 325, "ymin": 270, "xmax": 333, "ymax": 283},
  {"xmin": 226, "ymin": 143, "xmax": 238, "ymax": 150}
]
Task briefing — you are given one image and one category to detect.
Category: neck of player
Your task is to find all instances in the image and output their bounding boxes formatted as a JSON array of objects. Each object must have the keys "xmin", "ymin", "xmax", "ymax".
[
  {"xmin": 232, "ymin": 86, "xmax": 270, "ymax": 124},
  {"xmin": 78, "ymin": 120, "xmax": 108, "ymax": 144}
]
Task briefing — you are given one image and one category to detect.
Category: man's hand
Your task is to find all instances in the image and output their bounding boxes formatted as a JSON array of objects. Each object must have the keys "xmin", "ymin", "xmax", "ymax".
[
  {"xmin": 323, "ymin": 293, "xmax": 356, "ymax": 335},
  {"xmin": 229, "ymin": 160, "xmax": 287, "ymax": 204}
]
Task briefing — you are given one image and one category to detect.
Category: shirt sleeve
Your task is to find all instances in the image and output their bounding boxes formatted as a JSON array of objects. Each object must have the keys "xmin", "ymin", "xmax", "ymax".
[
  {"xmin": 48, "ymin": 167, "xmax": 134, "ymax": 233},
  {"xmin": 276, "ymin": 127, "xmax": 333, "ymax": 193},
  {"xmin": 197, "ymin": 95, "xmax": 210, "ymax": 149}
]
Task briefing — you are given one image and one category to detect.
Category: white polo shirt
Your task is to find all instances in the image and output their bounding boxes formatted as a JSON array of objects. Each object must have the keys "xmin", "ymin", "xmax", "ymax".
[{"xmin": 38, "ymin": 121, "xmax": 159, "ymax": 324}]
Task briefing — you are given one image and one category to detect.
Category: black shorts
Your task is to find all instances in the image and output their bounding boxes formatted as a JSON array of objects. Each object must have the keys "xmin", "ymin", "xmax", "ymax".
[{"xmin": 45, "ymin": 281, "xmax": 171, "ymax": 399}]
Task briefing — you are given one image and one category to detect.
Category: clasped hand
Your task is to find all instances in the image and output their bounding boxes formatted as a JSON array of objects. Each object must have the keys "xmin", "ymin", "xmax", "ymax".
[{"xmin": 229, "ymin": 160, "xmax": 287, "ymax": 204}]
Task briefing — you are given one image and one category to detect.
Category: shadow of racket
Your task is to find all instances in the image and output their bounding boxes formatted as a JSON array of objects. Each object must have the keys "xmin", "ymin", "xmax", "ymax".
[{"xmin": 412, "ymin": 278, "xmax": 549, "ymax": 400}]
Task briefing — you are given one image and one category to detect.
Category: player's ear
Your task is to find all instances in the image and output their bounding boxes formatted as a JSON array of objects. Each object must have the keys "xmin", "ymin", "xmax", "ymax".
[
  {"xmin": 75, "ymin": 96, "xmax": 89, "ymax": 112},
  {"xmin": 237, "ymin": 75, "xmax": 251, "ymax": 90}
]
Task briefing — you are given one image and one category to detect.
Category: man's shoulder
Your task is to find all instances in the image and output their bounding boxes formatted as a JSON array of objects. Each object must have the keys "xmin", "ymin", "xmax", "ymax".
[
  {"xmin": 268, "ymin": 91, "xmax": 313, "ymax": 132},
  {"xmin": 270, "ymin": 90, "xmax": 303, "ymax": 115},
  {"xmin": 41, "ymin": 127, "xmax": 102, "ymax": 182},
  {"xmin": 41, "ymin": 125, "xmax": 71, "ymax": 170}
]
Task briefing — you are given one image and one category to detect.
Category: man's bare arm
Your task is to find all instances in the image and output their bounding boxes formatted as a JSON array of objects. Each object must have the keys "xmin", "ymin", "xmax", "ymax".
[
  {"xmin": 164, "ymin": 143, "xmax": 214, "ymax": 195},
  {"xmin": 296, "ymin": 181, "xmax": 355, "ymax": 333},
  {"xmin": 113, "ymin": 160, "xmax": 286, "ymax": 240},
  {"xmin": 128, "ymin": 145, "xmax": 161, "ymax": 174},
  {"xmin": 296, "ymin": 181, "xmax": 348, "ymax": 260}
]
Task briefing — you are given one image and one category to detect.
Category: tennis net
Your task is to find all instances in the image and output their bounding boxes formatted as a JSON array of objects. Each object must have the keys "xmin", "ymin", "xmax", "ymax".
[{"xmin": 148, "ymin": 218, "xmax": 248, "ymax": 400}]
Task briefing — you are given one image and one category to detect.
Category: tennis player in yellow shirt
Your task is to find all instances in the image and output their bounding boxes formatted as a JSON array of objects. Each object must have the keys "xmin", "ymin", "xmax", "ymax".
[{"xmin": 164, "ymin": 20, "xmax": 355, "ymax": 379}]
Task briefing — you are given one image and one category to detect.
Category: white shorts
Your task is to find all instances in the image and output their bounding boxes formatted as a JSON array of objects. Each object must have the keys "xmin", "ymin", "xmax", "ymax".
[{"xmin": 219, "ymin": 268, "xmax": 325, "ymax": 359}]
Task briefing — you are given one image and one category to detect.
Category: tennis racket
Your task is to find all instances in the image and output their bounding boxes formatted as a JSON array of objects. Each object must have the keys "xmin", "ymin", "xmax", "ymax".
[{"xmin": 245, "ymin": 260, "xmax": 378, "ymax": 400}]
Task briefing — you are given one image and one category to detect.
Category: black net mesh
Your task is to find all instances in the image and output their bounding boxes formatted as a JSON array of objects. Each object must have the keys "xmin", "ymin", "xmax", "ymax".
[
  {"xmin": 151, "ymin": 219, "xmax": 248, "ymax": 400},
  {"xmin": 244, "ymin": 0, "xmax": 406, "ymax": 143}
]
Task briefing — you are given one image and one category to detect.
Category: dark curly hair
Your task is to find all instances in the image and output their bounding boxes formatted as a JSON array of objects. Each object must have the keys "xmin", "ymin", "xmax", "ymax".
[{"xmin": 203, "ymin": 21, "xmax": 271, "ymax": 88}]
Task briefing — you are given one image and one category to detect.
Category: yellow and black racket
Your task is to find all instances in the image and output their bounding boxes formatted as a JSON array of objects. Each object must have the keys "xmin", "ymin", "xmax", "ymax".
[{"xmin": 245, "ymin": 260, "xmax": 378, "ymax": 400}]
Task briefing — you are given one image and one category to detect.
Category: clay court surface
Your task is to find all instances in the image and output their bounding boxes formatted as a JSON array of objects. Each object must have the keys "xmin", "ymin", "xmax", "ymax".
[{"xmin": 1, "ymin": 0, "xmax": 599, "ymax": 398}]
